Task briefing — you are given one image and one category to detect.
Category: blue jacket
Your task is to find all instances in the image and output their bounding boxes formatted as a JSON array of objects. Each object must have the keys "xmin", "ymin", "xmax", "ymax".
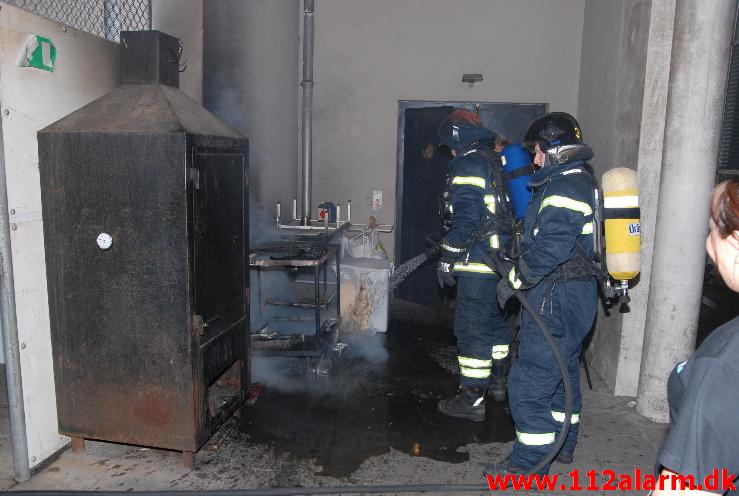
[
  {"xmin": 509, "ymin": 160, "xmax": 596, "ymax": 287},
  {"xmin": 442, "ymin": 141, "xmax": 508, "ymax": 279}
]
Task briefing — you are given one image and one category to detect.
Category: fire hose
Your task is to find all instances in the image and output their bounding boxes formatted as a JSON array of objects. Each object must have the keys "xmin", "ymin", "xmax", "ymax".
[{"xmin": 484, "ymin": 252, "xmax": 573, "ymax": 476}]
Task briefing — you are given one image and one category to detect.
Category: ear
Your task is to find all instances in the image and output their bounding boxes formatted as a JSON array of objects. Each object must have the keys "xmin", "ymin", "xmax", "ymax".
[{"xmin": 730, "ymin": 232, "xmax": 739, "ymax": 250}]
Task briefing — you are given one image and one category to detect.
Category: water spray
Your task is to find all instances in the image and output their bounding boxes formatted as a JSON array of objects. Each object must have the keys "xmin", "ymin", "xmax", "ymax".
[{"xmin": 388, "ymin": 252, "xmax": 428, "ymax": 290}]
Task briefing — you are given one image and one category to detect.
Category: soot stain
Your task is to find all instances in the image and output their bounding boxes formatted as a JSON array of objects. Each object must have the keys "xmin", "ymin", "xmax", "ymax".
[{"xmin": 238, "ymin": 318, "xmax": 515, "ymax": 477}]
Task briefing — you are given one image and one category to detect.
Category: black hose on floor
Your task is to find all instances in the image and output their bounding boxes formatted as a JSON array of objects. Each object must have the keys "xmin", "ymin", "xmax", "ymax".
[{"xmin": 7, "ymin": 486, "xmax": 488, "ymax": 495}]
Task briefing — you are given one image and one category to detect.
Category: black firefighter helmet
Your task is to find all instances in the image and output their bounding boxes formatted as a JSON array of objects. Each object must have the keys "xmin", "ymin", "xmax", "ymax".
[{"xmin": 523, "ymin": 112, "xmax": 593, "ymax": 165}]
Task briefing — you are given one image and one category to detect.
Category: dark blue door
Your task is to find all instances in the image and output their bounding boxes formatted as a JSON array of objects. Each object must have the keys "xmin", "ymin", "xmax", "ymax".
[{"xmin": 396, "ymin": 101, "xmax": 547, "ymax": 307}]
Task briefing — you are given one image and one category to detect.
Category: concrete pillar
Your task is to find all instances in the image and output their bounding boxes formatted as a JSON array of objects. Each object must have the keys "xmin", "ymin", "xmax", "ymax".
[
  {"xmin": 636, "ymin": 0, "xmax": 736, "ymax": 422},
  {"xmin": 579, "ymin": 0, "xmax": 663, "ymax": 396},
  {"xmin": 610, "ymin": 0, "xmax": 676, "ymax": 397}
]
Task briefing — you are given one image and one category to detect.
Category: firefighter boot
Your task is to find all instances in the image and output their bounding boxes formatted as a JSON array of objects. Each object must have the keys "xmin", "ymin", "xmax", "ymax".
[
  {"xmin": 487, "ymin": 358, "xmax": 509, "ymax": 402},
  {"xmin": 437, "ymin": 386, "xmax": 486, "ymax": 422},
  {"xmin": 483, "ymin": 458, "xmax": 529, "ymax": 477},
  {"xmin": 555, "ymin": 451, "xmax": 574, "ymax": 464}
]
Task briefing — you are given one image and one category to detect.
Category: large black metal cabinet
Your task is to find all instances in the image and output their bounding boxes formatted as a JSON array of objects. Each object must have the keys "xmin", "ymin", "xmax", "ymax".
[{"xmin": 37, "ymin": 31, "xmax": 249, "ymax": 464}]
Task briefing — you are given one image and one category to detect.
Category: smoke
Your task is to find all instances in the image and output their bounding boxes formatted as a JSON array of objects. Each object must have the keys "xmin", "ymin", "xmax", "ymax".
[
  {"xmin": 340, "ymin": 332, "xmax": 388, "ymax": 363},
  {"xmin": 250, "ymin": 356, "xmax": 312, "ymax": 394},
  {"xmin": 250, "ymin": 332, "xmax": 388, "ymax": 396},
  {"xmin": 204, "ymin": 72, "xmax": 250, "ymax": 137},
  {"xmin": 249, "ymin": 192, "xmax": 287, "ymax": 246}
]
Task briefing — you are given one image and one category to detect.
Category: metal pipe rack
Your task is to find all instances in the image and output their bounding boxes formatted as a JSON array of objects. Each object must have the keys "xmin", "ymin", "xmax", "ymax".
[{"xmin": 249, "ymin": 242, "xmax": 341, "ymax": 360}]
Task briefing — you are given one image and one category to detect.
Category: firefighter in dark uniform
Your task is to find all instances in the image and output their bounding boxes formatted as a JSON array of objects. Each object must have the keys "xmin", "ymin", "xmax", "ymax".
[
  {"xmin": 435, "ymin": 109, "xmax": 511, "ymax": 422},
  {"xmin": 489, "ymin": 112, "xmax": 598, "ymax": 474}
]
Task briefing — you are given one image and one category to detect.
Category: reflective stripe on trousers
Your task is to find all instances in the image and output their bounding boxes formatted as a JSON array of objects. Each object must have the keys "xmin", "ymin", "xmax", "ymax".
[
  {"xmin": 516, "ymin": 431, "xmax": 556, "ymax": 446},
  {"xmin": 492, "ymin": 344, "xmax": 509, "ymax": 360},
  {"xmin": 458, "ymin": 356, "xmax": 492, "ymax": 379},
  {"xmin": 552, "ymin": 410, "xmax": 580, "ymax": 424}
]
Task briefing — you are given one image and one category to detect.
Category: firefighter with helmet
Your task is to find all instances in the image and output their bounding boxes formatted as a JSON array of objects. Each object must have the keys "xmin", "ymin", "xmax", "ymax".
[
  {"xmin": 434, "ymin": 109, "xmax": 511, "ymax": 421},
  {"xmin": 487, "ymin": 112, "xmax": 598, "ymax": 475}
]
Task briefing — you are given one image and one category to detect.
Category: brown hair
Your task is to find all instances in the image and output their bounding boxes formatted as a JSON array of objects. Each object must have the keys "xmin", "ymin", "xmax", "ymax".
[{"xmin": 710, "ymin": 179, "xmax": 739, "ymax": 238}]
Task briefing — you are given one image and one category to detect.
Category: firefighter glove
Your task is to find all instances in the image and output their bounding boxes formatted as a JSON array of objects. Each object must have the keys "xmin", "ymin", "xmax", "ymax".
[
  {"xmin": 424, "ymin": 232, "xmax": 443, "ymax": 260},
  {"xmin": 437, "ymin": 260, "xmax": 456, "ymax": 288}
]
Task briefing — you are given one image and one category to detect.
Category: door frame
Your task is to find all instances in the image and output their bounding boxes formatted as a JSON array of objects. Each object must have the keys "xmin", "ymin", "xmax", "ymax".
[
  {"xmin": 394, "ymin": 101, "xmax": 477, "ymax": 266},
  {"xmin": 394, "ymin": 100, "xmax": 548, "ymax": 265}
]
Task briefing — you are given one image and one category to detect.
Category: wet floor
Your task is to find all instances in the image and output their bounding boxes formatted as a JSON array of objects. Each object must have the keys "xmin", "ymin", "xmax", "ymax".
[
  {"xmin": 238, "ymin": 317, "xmax": 515, "ymax": 477},
  {"xmin": 14, "ymin": 303, "xmax": 669, "ymax": 493}
]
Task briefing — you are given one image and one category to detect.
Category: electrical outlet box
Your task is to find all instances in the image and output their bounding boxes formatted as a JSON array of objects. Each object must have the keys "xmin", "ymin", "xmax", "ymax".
[{"xmin": 372, "ymin": 190, "xmax": 382, "ymax": 210}]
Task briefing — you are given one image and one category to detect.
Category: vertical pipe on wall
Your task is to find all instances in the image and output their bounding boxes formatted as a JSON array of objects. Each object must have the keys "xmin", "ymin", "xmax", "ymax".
[
  {"xmin": 300, "ymin": 0, "xmax": 314, "ymax": 225},
  {"xmin": 636, "ymin": 0, "xmax": 736, "ymax": 422},
  {"xmin": 0, "ymin": 115, "xmax": 30, "ymax": 482}
]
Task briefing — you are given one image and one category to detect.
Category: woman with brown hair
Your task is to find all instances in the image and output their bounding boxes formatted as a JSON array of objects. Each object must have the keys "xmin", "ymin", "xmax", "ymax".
[{"xmin": 653, "ymin": 179, "xmax": 739, "ymax": 495}]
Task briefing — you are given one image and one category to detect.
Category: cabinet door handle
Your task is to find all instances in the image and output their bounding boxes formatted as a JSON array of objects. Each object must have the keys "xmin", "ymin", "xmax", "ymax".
[{"xmin": 192, "ymin": 314, "xmax": 205, "ymax": 336}]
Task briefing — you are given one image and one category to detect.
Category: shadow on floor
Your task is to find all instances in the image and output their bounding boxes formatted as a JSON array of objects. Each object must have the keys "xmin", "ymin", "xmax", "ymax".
[
  {"xmin": 241, "ymin": 316, "xmax": 514, "ymax": 477},
  {"xmin": 14, "ymin": 304, "xmax": 669, "ymax": 493}
]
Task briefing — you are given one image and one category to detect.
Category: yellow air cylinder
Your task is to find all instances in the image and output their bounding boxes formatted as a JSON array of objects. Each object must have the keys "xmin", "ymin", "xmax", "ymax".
[{"xmin": 602, "ymin": 167, "xmax": 640, "ymax": 281}]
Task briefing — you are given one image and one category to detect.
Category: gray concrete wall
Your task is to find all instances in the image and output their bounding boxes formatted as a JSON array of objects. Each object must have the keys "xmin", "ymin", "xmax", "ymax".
[
  {"xmin": 203, "ymin": 0, "xmax": 300, "ymax": 231},
  {"xmin": 614, "ymin": 0, "xmax": 676, "ymax": 397},
  {"xmin": 577, "ymin": 0, "xmax": 624, "ymax": 179},
  {"xmin": 308, "ymin": 0, "xmax": 586, "ymax": 257},
  {"xmin": 578, "ymin": 0, "xmax": 654, "ymax": 394},
  {"xmin": 577, "ymin": 0, "xmax": 626, "ymax": 389},
  {"xmin": 152, "ymin": 0, "xmax": 203, "ymax": 103},
  {"xmin": 577, "ymin": 0, "xmax": 650, "ymax": 181}
]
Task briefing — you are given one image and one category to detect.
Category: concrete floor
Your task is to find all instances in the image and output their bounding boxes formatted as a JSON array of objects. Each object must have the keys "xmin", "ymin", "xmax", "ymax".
[{"xmin": 1, "ymin": 305, "xmax": 668, "ymax": 495}]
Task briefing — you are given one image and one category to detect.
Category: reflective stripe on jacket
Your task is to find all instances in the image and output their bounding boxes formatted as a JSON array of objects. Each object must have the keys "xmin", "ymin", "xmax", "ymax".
[
  {"xmin": 445, "ymin": 149, "xmax": 508, "ymax": 278},
  {"xmin": 515, "ymin": 161, "xmax": 596, "ymax": 285}
]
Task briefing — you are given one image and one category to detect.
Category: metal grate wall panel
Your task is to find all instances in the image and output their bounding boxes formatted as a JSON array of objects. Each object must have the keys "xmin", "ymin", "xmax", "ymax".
[
  {"xmin": 718, "ymin": 5, "xmax": 739, "ymax": 182},
  {"xmin": 1, "ymin": 0, "xmax": 151, "ymax": 42}
]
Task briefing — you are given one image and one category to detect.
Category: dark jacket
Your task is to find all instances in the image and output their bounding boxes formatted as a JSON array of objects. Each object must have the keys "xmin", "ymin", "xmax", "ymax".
[
  {"xmin": 441, "ymin": 128, "xmax": 508, "ymax": 278},
  {"xmin": 511, "ymin": 160, "xmax": 596, "ymax": 287}
]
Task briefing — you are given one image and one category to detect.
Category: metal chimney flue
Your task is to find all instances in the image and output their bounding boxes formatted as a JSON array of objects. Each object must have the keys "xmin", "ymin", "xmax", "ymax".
[
  {"xmin": 301, "ymin": 0, "xmax": 315, "ymax": 226},
  {"xmin": 120, "ymin": 31, "xmax": 180, "ymax": 88}
]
